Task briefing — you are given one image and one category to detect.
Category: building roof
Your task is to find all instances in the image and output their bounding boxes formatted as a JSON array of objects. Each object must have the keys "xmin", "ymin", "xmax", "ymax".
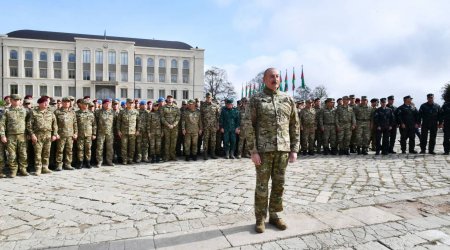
[{"xmin": 7, "ymin": 29, "xmax": 193, "ymax": 50}]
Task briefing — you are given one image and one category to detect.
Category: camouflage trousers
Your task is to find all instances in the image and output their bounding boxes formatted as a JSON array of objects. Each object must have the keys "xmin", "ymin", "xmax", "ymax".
[
  {"xmin": 33, "ymin": 132, "xmax": 52, "ymax": 169},
  {"xmin": 149, "ymin": 133, "xmax": 162, "ymax": 156},
  {"xmin": 337, "ymin": 124, "xmax": 353, "ymax": 150},
  {"xmin": 0, "ymin": 141, "xmax": 5, "ymax": 174},
  {"xmin": 96, "ymin": 133, "xmax": 114, "ymax": 164},
  {"xmin": 301, "ymin": 126, "xmax": 316, "ymax": 152},
  {"xmin": 238, "ymin": 130, "xmax": 249, "ymax": 156},
  {"xmin": 6, "ymin": 134, "xmax": 27, "ymax": 175},
  {"xmin": 203, "ymin": 126, "xmax": 217, "ymax": 155},
  {"xmin": 184, "ymin": 133, "xmax": 199, "ymax": 156},
  {"xmin": 315, "ymin": 128, "xmax": 323, "ymax": 151},
  {"xmin": 322, "ymin": 124, "xmax": 337, "ymax": 149},
  {"xmin": 356, "ymin": 121, "xmax": 370, "ymax": 148},
  {"xmin": 255, "ymin": 151, "xmax": 288, "ymax": 220},
  {"xmin": 77, "ymin": 136, "xmax": 92, "ymax": 162},
  {"xmin": 121, "ymin": 134, "xmax": 136, "ymax": 163},
  {"xmin": 56, "ymin": 136, "xmax": 74, "ymax": 168},
  {"xmin": 136, "ymin": 131, "xmax": 149, "ymax": 161},
  {"xmin": 163, "ymin": 127, "xmax": 178, "ymax": 161}
]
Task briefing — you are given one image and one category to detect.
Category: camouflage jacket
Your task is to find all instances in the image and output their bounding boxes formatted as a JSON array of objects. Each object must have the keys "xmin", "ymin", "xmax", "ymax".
[
  {"xmin": 95, "ymin": 108, "xmax": 114, "ymax": 136},
  {"xmin": 318, "ymin": 107, "xmax": 336, "ymax": 128},
  {"xmin": 147, "ymin": 111, "xmax": 162, "ymax": 135},
  {"xmin": 117, "ymin": 108, "xmax": 139, "ymax": 135},
  {"xmin": 0, "ymin": 107, "xmax": 28, "ymax": 136},
  {"xmin": 354, "ymin": 105, "xmax": 372, "ymax": 124},
  {"xmin": 112, "ymin": 109, "xmax": 121, "ymax": 135},
  {"xmin": 182, "ymin": 109, "xmax": 202, "ymax": 134},
  {"xmin": 54, "ymin": 108, "xmax": 77, "ymax": 137},
  {"xmin": 247, "ymin": 87, "xmax": 300, "ymax": 153},
  {"xmin": 28, "ymin": 108, "xmax": 58, "ymax": 136},
  {"xmin": 76, "ymin": 110, "xmax": 96, "ymax": 137},
  {"xmin": 160, "ymin": 104, "xmax": 180, "ymax": 128},
  {"xmin": 239, "ymin": 105, "xmax": 252, "ymax": 131},
  {"xmin": 299, "ymin": 107, "xmax": 316, "ymax": 128},
  {"xmin": 335, "ymin": 105, "xmax": 356, "ymax": 128},
  {"xmin": 200, "ymin": 102, "xmax": 220, "ymax": 128},
  {"xmin": 138, "ymin": 109, "xmax": 149, "ymax": 132}
]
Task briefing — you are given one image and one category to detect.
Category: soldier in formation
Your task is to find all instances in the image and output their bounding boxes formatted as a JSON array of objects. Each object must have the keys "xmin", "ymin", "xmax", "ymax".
[{"xmin": 182, "ymin": 99, "xmax": 202, "ymax": 161}]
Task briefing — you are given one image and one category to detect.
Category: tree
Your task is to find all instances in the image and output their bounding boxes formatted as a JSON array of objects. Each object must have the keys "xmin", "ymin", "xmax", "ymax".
[
  {"xmin": 311, "ymin": 85, "xmax": 328, "ymax": 101},
  {"xmin": 295, "ymin": 86, "xmax": 312, "ymax": 101},
  {"xmin": 204, "ymin": 67, "xmax": 237, "ymax": 101}
]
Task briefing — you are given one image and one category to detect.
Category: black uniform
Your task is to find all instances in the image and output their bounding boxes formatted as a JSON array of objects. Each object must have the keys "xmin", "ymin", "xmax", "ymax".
[
  {"xmin": 396, "ymin": 104, "xmax": 419, "ymax": 153},
  {"xmin": 373, "ymin": 107, "xmax": 395, "ymax": 154},
  {"xmin": 440, "ymin": 102, "xmax": 450, "ymax": 154},
  {"xmin": 386, "ymin": 104, "xmax": 398, "ymax": 153},
  {"xmin": 419, "ymin": 102, "xmax": 440, "ymax": 153}
]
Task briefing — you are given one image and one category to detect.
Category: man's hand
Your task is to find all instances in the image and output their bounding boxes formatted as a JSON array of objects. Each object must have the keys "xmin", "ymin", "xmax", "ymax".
[
  {"xmin": 220, "ymin": 128, "xmax": 224, "ymax": 133},
  {"xmin": 31, "ymin": 134, "xmax": 38, "ymax": 144},
  {"xmin": 251, "ymin": 152, "xmax": 261, "ymax": 166},
  {"xmin": 377, "ymin": 126, "xmax": 381, "ymax": 130},
  {"xmin": 1, "ymin": 136, "xmax": 7, "ymax": 144},
  {"xmin": 199, "ymin": 129, "xmax": 202, "ymax": 135},
  {"xmin": 289, "ymin": 152, "xmax": 297, "ymax": 163},
  {"xmin": 401, "ymin": 124, "xmax": 405, "ymax": 129},
  {"xmin": 182, "ymin": 129, "xmax": 186, "ymax": 135},
  {"xmin": 235, "ymin": 128, "xmax": 240, "ymax": 135},
  {"xmin": 92, "ymin": 135, "xmax": 96, "ymax": 140},
  {"xmin": 118, "ymin": 131, "xmax": 122, "ymax": 138},
  {"xmin": 51, "ymin": 135, "xmax": 57, "ymax": 142},
  {"xmin": 136, "ymin": 131, "xmax": 140, "ymax": 136},
  {"xmin": 73, "ymin": 134, "xmax": 78, "ymax": 140}
]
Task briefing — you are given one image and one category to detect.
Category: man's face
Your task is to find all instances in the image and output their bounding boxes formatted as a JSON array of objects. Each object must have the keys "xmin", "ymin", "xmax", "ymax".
[
  {"xmin": 350, "ymin": 98, "xmax": 355, "ymax": 104},
  {"xmin": 314, "ymin": 100, "xmax": 320, "ymax": 107},
  {"xmin": 113, "ymin": 103, "xmax": 119, "ymax": 110},
  {"xmin": 371, "ymin": 102, "xmax": 377, "ymax": 107},
  {"xmin": 405, "ymin": 98, "xmax": 412, "ymax": 105},
  {"xmin": 206, "ymin": 96, "xmax": 212, "ymax": 103},
  {"xmin": 10, "ymin": 99, "xmax": 20, "ymax": 107},
  {"xmin": 139, "ymin": 104, "xmax": 146, "ymax": 110},
  {"xmin": 166, "ymin": 97, "xmax": 173, "ymax": 104},
  {"xmin": 343, "ymin": 99, "xmax": 349, "ymax": 105},
  {"xmin": 188, "ymin": 103, "xmax": 196, "ymax": 110},
  {"xmin": 427, "ymin": 96, "xmax": 434, "ymax": 103},
  {"xmin": 126, "ymin": 102, "xmax": 133, "ymax": 109},
  {"xmin": 147, "ymin": 103, "xmax": 152, "ymax": 110},
  {"xmin": 103, "ymin": 102, "xmax": 111, "ymax": 110},
  {"xmin": 361, "ymin": 99, "xmax": 368, "ymax": 106},
  {"xmin": 153, "ymin": 104, "xmax": 159, "ymax": 111},
  {"xmin": 62, "ymin": 101, "xmax": 70, "ymax": 108},
  {"xmin": 305, "ymin": 102, "xmax": 312, "ymax": 108},
  {"xmin": 5, "ymin": 98, "xmax": 11, "ymax": 105},
  {"xmin": 38, "ymin": 101, "xmax": 48, "ymax": 109},
  {"xmin": 263, "ymin": 68, "xmax": 280, "ymax": 91},
  {"xmin": 388, "ymin": 99, "xmax": 394, "ymax": 105},
  {"xmin": 381, "ymin": 101, "xmax": 387, "ymax": 108},
  {"xmin": 226, "ymin": 103, "xmax": 233, "ymax": 109}
]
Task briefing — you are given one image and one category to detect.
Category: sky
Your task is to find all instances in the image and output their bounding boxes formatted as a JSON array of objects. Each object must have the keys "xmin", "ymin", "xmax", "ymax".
[{"xmin": 1, "ymin": 0, "xmax": 449, "ymax": 105}]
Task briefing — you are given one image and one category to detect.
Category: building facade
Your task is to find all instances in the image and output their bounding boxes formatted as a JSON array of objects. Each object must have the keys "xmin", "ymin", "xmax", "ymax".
[{"xmin": 0, "ymin": 30, "xmax": 205, "ymax": 102}]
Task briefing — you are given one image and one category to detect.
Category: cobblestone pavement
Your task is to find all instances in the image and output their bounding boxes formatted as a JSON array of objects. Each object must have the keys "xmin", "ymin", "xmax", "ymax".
[{"xmin": 1, "ymin": 135, "xmax": 450, "ymax": 249}]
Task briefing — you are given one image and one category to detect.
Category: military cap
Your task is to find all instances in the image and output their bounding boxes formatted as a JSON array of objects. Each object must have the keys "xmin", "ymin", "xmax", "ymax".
[
  {"xmin": 299, "ymin": 100, "xmax": 305, "ymax": 104},
  {"xmin": 80, "ymin": 99, "xmax": 90, "ymax": 105},
  {"xmin": 342, "ymin": 96, "xmax": 349, "ymax": 100},
  {"xmin": 241, "ymin": 97, "xmax": 248, "ymax": 102},
  {"xmin": 370, "ymin": 98, "xmax": 379, "ymax": 103},
  {"xmin": 349, "ymin": 95, "xmax": 355, "ymax": 99},
  {"xmin": 88, "ymin": 102, "xmax": 94, "ymax": 107},
  {"xmin": 188, "ymin": 99, "xmax": 195, "ymax": 104},
  {"xmin": 23, "ymin": 99, "xmax": 31, "ymax": 104},
  {"xmin": 387, "ymin": 95, "xmax": 394, "ymax": 100},
  {"xmin": 147, "ymin": 100, "xmax": 153, "ymax": 104},
  {"xmin": 427, "ymin": 93, "xmax": 434, "ymax": 98},
  {"xmin": 3, "ymin": 95, "xmax": 10, "ymax": 100},
  {"xmin": 112, "ymin": 99, "xmax": 119, "ymax": 104},
  {"xmin": 126, "ymin": 98, "xmax": 133, "ymax": 103},
  {"xmin": 56, "ymin": 99, "xmax": 61, "ymax": 103},
  {"xmin": 83, "ymin": 96, "xmax": 90, "ymax": 99},
  {"xmin": 225, "ymin": 98, "xmax": 233, "ymax": 104},
  {"xmin": 37, "ymin": 97, "xmax": 47, "ymax": 104},
  {"xmin": 181, "ymin": 100, "xmax": 187, "ymax": 105},
  {"xmin": 157, "ymin": 97, "xmax": 165, "ymax": 103},
  {"xmin": 166, "ymin": 94, "xmax": 173, "ymax": 98},
  {"xmin": 49, "ymin": 98, "xmax": 57, "ymax": 105},
  {"xmin": 93, "ymin": 99, "xmax": 98, "ymax": 103},
  {"xmin": 102, "ymin": 99, "xmax": 110, "ymax": 104},
  {"xmin": 380, "ymin": 98, "xmax": 387, "ymax": 102},
  {"xmin": 69, "ymin": 96, "xmax": 75, "ymax": 101},
  {"xmin": 325, "ymin": 98, "xmax": 335, "ymax": 103},
  {"xmin": 337, "ymin": 98, "xmax": 342, "ymax": 102},
  {"xmin": 205, "ymin": 92, "xmax": 212, "ymax": 97},
  {"xmin": 403, "ymin": 95, "xmax": 413, "ymax": 100},
  {"xmin": 305, "ymin": 99, "xmax": 313, "ymax": 104},
  {"xmin": 314, "ymin": 98, "xmax": 320, "ymax": 102},
  {"xmin": 295, "ymin": 100, "xmax": 301, "ymax": 104},
  {"xmin": 10, "ymin": 94, "xmax": 22, "ymax": 100},
  {"xmin": 361, "ymin": 96, "xmax": 367, "ymax": 100},
  {"xmin": 24, "ymin": 95, "xmax": 33, "ymax": 100},
  {"xmin": 139, "ymin": 100, "xmax": 147, "ymax": 105}
]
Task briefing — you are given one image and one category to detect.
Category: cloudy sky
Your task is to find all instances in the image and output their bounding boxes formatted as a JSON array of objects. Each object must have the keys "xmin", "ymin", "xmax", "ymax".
[{"xmin": 1, "ymin": 0, "xmax": 449, "ymax": 104}]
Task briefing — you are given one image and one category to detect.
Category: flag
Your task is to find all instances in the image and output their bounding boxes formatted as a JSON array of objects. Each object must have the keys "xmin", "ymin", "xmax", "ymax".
[
  {"xmin": 292, "ymin": 67, "xmax": 296, "ymax": 91},
  {"xmin": 301, "ymin": 66, "xmax": 305, "ymax": 89},
  {"xmin": 241, "ymin": 83, "xmax": 244, "ymax": 98},
  {"xmin": 245, "ymin": 83, "xmax": 248, "ymax": 97},
  {"xmin": 284, "ymin": 69, "xmax": 288, "ymax": 92}
]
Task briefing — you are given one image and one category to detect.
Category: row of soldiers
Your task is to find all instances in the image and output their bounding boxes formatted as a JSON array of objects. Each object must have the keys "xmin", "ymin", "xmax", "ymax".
[{"xmin": 296, "ymin": 93, "xmax": 445, "ymax": 156}]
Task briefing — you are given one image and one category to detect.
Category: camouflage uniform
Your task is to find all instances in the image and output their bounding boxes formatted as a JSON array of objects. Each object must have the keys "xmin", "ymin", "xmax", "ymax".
[
  {"xmin": 237, "ymin": 104, "xmax": 252, "ymax": 158},
  {"xmin": 136, "ymin": 109, "xmax": 149, "ymax": 162},
  {"xmin": 0, "ymin": 111, "xmax": 5, "ymax": 177},
  {"xmin": 319, "ymin": 106, "xmax": 337, "ymax": 154},
  {"xmin": 148, "ymin": 110, "xmax": 162, "ymax": 162},
  {"xmin": 112, "ymin": 108, "xmax": 121, "ymax": 162},
  {"xmin": 76, "ymin": 109, "xmax": 96, "ymax": 167},
  {"xmin": 54, "ymin": 107, "xmax": 77, "ymax": 170},
  {"xmin": 200, "ymin": 101, "xmax": 220, "ymax": 159},
  {"xmin": 247, "ymin": 87, "xmax": 300, "ymax": 221},
  {"xmin": 160, "ymin": 103, "xmax": 180, "ymax": 161},
  {"xmin": 117, "ymin": 108, "xmax": 139, "ymax": 164},
  {"xmin": 299, "ymin": 106, "xmax": 316, "ymax": 154},
  {"xmin": 95, "ymin": 107, "xmax": 115, "ymax": 166},
  {"xmin": 314, "ymin": 106, "xmax": 323, "ymax": 152},
  {"xmin": 335, "ymin": 104, "xmax": 356, "ymax": 154},
  {"xmin": 354, "ymin": 101, "xmax": 372, "ymax": 154},
  {"xmin": 28, "ymin": 107, "xmax": 58, "ymax": 174},
  {"xmin": 182, "ymin": 108, "xmax": 202, "ymax": 158},
  {"xmin": 176, "ymin": 105, "xmax": 187, "ymax": 156}
]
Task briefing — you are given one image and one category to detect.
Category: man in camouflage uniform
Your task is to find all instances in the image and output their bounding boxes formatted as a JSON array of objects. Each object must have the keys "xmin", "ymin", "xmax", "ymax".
[
  {"xmin": 313, "ymin": 98, "xmax": 323, "ymax": 153},
  {"xmin": 117, "ymin": 98, "xmax": 139, "ymax": 165},
  {"xmin": 319, "ymin": 98, "xmax": 337, "ymax": 155},
  {"xmin": 300, "ymin": 100, "xmax": 316, "ymax": 155},
  {"xmin": 27, "ymin": 97, "xmax": 58, "ymax": 175},
  {"xmin": 182, "ymin": 99, "xmax": 202, "ymax": 161},
  {"xmin": 237, "ymin": 97, "xmax": 252, "ymax": 158},
  {"xmin": 176, "ymin": 100, "xmax": 188, "ymax": 156},
  {"xmin": 0, "ymin": 94, "xmax": 29, "ymax": 178},
  {"xmin": 95, "ymin": 99, "xmax": 115, "ymax": 167},
  {"xmin": 354, "ymin": 96, "xmax": 372, "ymax": 155},
  {"xmin": 348, "ymin": 94, "xmax": 357, "ymax": 153},
  {"xmin": 75, "ymin": 100, "xmax": 96, "ymax": 169},
  {"xmin": 161, "ymin": 94, "xmax": 180, "ymax": 161},
  {"xmin": 247, "ymin": 68, "xmax": 300, "ymax": 233},
  {"xmin": 220, "ymin": 99, "xmax": 240, "ymax": 159},
  {"xmin": 335, "ymin": 96, "xmax": 356, "ymax": 155},
  {"xmin": 200, "ymin": 92, "xmax": 220, "ymax": 160},
  {"xmin": 136, "ymin": 100, "xmax": 150, "ymax": 163},
  {"xmin": 54, "ymin": 97, "xmax": 77, "ymax": 171},
  {"xmin": 112, "ymin": 99, "xmax": 121, "ymax": 163},
  {"xmin": 148, "ymin": 100, "xmax": 163, "ymax": 163}
]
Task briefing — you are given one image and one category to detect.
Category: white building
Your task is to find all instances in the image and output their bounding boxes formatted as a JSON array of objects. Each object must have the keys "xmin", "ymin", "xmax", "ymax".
[{"xmin": 0, "ymin": 30, "xmax": 205, "ymax": 102}]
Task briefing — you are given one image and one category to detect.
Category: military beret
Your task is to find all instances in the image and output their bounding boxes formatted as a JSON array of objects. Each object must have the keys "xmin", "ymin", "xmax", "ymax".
[
  {"xmin": 427, "ymin": 93, "xmax": 434, "ymax": 98},
  {"xmin": 3, "ymin": 95, "xmax": 10, "ymax": 100},
  {"xmin": 76, "ymin": 99, "xmax": 82, "ymax": 104},
  {"xmin": 349, "ymin": 95, "xmax": 355, "ymax": 99},
  {"xmin": 370, "ymin": 98, "xmax": 379, "ymax": 103},
  {"xmin": 139, "ymin": 100, "xmax": 147, "ymax": 105},
  {"xmin": 188, "ymin": 99, "xmax": 195, "ymax": 104},
  {"xmin": 361, "ymin": 96, "xmax": 367, "ymax": 100},
  {"xmin": 93, "ymin": 99, "xmax": 98, "ymax": 103},
  {"xmin": 205, "ymin": 92, "xmax": 212, "ymax": 97},
  {"xmin": 83, "ymin": 96, "xmax": 90, "ymax": 99},
  {"xmin": 225, "ymin": 98, "xmax": 233, "ymax": 104},
  {"xmin": 102, "ymin": 99, "xmax": 110, "ymax": 104},
  {"xmin": 10, "ymin": 94, "xmax": 22, "ymax": 100},
  {"xmin": 342, "ymin": 96, "xmax": 349, "ymax": 100},
  {"xmin": 157, "ymin": 97, "xmax": 165, "ymax": 103},
  {"xmin": 181, "ymin": 100, "xmax": 187, "ymax": 105},
  {"xmin": 387, "ymin": 95, "xmax": 394, "ymax": 100},
  {"xmin": 37, "ymin": 97, "xmax": 47, "ymax": 104},
  {"xmin": 97, "ymin": 100, "xmax": 103, "ymax": 105},
  {"xmin": 147, "ymin": 100, "xmax": 153, "ymax": 105},
  {"xmin": 126, "ymin": 98, "xmax": 133, "ymax": 103},
  {"xmin": 166, "ymin": 94, "xmax": 173, "ymax": 98},
  {"xmin": 380, "ymin": 98, "xmax": 387, "ymax": 102},
  {"xmin": 314, "ymin": 98, "xmax": 320, "ymax": 102},
  {"xmin": 112, "ymin": 99, "xmax": 119, "ymax": 104},
  {"xmin": 120, "ymin": 101, "xmax": 126, "ymax": 106},
  {"xmin": 56, "ymin": 99, "xmax": 61, "ymax": 103},
  {"xmin": 355, "ymin": 98, "xmax": 360, "ymax": 102},
  {"xmin": 24, "ymin": 95, "xmax": 33, "ymax": 100},
  {"xmin": 337, "ymin": 98, "xmax": 342, "ymax": 102},
  {"xmin": 403, "ymin": 95, "xmax": 413, "ymax": 100}
]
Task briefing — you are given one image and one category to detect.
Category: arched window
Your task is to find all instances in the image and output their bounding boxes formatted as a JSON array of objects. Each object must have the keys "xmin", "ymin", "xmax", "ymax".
[
  {"xmin": 120, "ymin": 51, "xmax": 128, "ymax": 65},
  {"xmin": 68, "ymin": 53, "xmax": 76, "ymax": 62},
  {"xmin": 10, "ymin": 50, "xmax": 18, "ymax": 60},
  {"xmin": 147, "ymin": 58, "xmax": 154, "ymax": 67},
  {"xmin": 25, "ymin": 51, "xmax": 33, "ymax": 61},
  {"xmin": 135, "ymin": 57, "xmax": 142, "ymax": 66},
  {"xmin": 54, "ymin": 52, "xmax": 62, "ymax": 62},
  {"xmin": 40, "ymin": 51, "xmax": 47, "ymax": 61},
  {"xmin": 171, "ymin": 59, "xmax": 178, "ymax": 68},
  {"xmin": 159, "ymin": 58, "xmax": 166, "ymax": 68},
  {"xmin": 183, "ymin": 60, "xmax": 189, "ymax": 69}
]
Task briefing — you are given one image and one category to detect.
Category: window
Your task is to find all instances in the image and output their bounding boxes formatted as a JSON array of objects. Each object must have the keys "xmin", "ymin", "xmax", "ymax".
[
  {"xmin": 83, "ymin": 70, "xmax": 90, "ymax": 80},
  {"xmin": 120, "ymin": 88, "xmax": 128, "ymax": 98},
  {"xmin": 69, "ymin": 53, "xmax": 76, "ymax": 62},
  {"xmin": 68, "ymin": 70, "xmax": 76, "ymax": 79},
  {"xmin": 25, "ymin": 68, "xmax": 33, "ymax": 77},
  {"xmin": 171, "ymin": 74, "xmax": 177, "ymax": 83},
  {"xmin": 10, "ymin": 50, "xmax": 18, "ymax": 60},
  {"xmin": 54, "ymin": 69, "xmax": 62, "ymax": 79},
  {"xmin": 183, "ymin": 60, "xmax": 190, "ymax": 83},
  {"xmin": 159, "ymin": 74, "xmax": 166, "ymax": 83},
  {"xmin": 159, "ymin": 59, "xmax": 166, "ymax": 68},
  {"xmin": 135, "ymin": 73, "xmax": 141, "ymax": 81},
  {"xmin": 121, "ymin": 72, "xmax": 128, "ymax": 82},
  {"xmin": 83, "ymin": 50, "xmax": 91, "ymax": 63},
  {"xmin": 135, "ymin": 57, "xmax": 141, "ymax": 66},
  {"xmin": 147, "ymin": 58, "xmax": 154, "ymax": 82},
  {"xmin": 69, "ymin": 87, "xmax": 76, "ymax": 97},
  {"xmin": 120, "ymin": 52, "xmax": 128, "ymax": 65},
  {"xmin": 10, "ymin": 68, "xmax": 18, "ymax": 77},
  {"xmin": 108, "ymin": 51, "xmax": 116, "ymax": 64},
  {"xmin": 25, "ymin": 51, "xmax": 33, "ymax": 61},
  {"xmin": 170, "ymin": 59, "xmax": 178, "ymax": 83},
  {"xmin": 147, "ymin": 89, "xmax": 154, "ymax": 99},
  {"xmin": 134, "ymin": 89, "xmax": 141, "ymax": 98},
  {"xmin": 54, "ymin": 86, "xmax": 62, "ymax": 97},
  {"xmin": 96, "ymin": 71, "xmax": 103, "ymax": 81},
  {"xmin": 170, "ymin": 90, "xmax": 177, "ymax": 99},
  {"xmin": 40, "ymin": 52, "xmax": 47, "ymax": 61},
  {"xmin": 159, "ymin": 58, "xmax": 166, "ymax": 82},
  {"xmin": 40, "ymin": 85, "xmax": 48, "ymax": 96},
  {"xmin": 83, "ymin": 87, "xmax": 90, "ymax": 97},
  {"xmin": 10, "ymin": 85, "xmax": 18, "ymax": 95},
  {"xmin": 147, "ymin": 58, "xmax": 154, "ymax": 67},
  {"xmin": 171, "ymin": 59, "xmax": 177, "ymax": 68},
  {"xmin": 147, "ymin": 73, "xmax": 154, "ymax": 82},
  {"xmin": 182, "ymin": 90, "xmax": 189, "ymax": 100},
  {"xmin": 109, "ymin": 71, "xmax": 116, "ymax": 81},
  {"xmin": 183, "ymin": 60, "xmax": 189, "ymax": 69},
  {"xmin": 158, "ymin": 89, "xmax": 165, "ymax": 98},
  {"xmin": 40, "ymin": 69, "xmax": 47, "ymax": 78},
  {"xmin": 54, "ymin": 52, "xmax": 62, "ymax": 62},
  {"xmin": 25, "ymin": 85, "xmax": 33, "ymax": 96},
  {"xmin": 96, "ymin": 50, "xmax": 103, "ymax": 64}
]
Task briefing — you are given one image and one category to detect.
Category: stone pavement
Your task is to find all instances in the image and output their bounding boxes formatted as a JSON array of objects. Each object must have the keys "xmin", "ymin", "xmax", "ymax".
[{"xmin": 1, "ymin": 135, "xmax": 450, "ymax": 249}]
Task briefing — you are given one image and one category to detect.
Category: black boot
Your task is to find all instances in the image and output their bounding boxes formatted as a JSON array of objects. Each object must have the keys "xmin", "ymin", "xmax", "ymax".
[
  {"xmin": 357, "ymin": 147, "xmax": 361, "ymax": 155},
  {"xmin": 156, "ymin": 155, "xmax": 161, "ymax": 163},
  {"xmin": 84, "ymin": 161, "xmax": 91, "ymax": 169},
  {"xmin": 362, "ymin": 147, "xmax": 368, "ymax": 155},
  {"xmin": 331, "ymin": 148, "xmax": 338, "ymax": 155},
  {"xmin": 185, "ymin": 155, "xmax": 190, "ymax": 161},
  {"xmin": 302, "ymin": 150, "xmax": 308, "ymax": 156},
  {"xmin": 75, "ymin": 162, "xmax": 83, "ymax": 169},
  {"xmin": 323, "ymin": 147, "xmax": 329, "ymax": 155},
  {"xmin": 193, "ymin": 155, "xmax": 197, "ymax": 161},
  {"xmin": 350, "ymin": 146, "xmax": 356, "ymax": 153},
  {"xmin": 150, "ymin": 156, "xmax": 155, "ymax": 163}
]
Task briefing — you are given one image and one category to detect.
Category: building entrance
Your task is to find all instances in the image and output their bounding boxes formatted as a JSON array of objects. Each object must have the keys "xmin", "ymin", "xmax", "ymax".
[{"xmin": 95, "ymin": 86, "xmax": 115, "ymax": 100}]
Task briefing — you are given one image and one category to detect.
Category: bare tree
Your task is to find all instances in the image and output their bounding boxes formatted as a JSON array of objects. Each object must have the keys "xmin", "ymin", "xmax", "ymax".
[
  {"xmin": 204, "ymin": 67, "xmax": 237, "ymax": 101},
  {"xmin": 311, "ymin": 85, "xmax": 328, "ymax": 101},
  {"xmin": 295, "ymin": 86, "xmax": 312, "ymax": 101}
]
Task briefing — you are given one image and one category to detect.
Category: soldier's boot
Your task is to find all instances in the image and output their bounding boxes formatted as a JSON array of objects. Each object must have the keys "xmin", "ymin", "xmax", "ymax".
[
  {"xmin": 84, "ymin": 161, "xmax": 92, "ymax": 169},
  {"xmin": 136, "ymin": 157, "xmax": 142, "ymax": 163},
  {"xmin": 193, "ymin": 155, "xmax": 197, "ymax": 161},
  {"xmin": 302, "ymin": 150, "xmax": 308, "ymax": 156},
  {"xmin": 185, "ymin": 155, "xmax": 190, "ymax": 161},
  {"xmin": 362, "ymin": 147, "xmax": 368, "ymax": 155},
  {"xmin": 203, "ymin": 152, "xmax": 208, "ymax": 160},
  {"xmin": 236, "ymin": 154, "xmax": 241, "ymax": 159},
  {"xmin": 269, "ymin": 213, "xmax": 287, "ymax": 230},
  {"xmin": 55, "ymin": 164, "xmax": 63, "ymax": 171},
  {"xmin": 331, "ymin": 148, "xmax": 338, "ymax": 155},
  {"xmin": 34, "ymin": 167, "xmax": 42, "ymax": 176},
  {"xmin": 225, "ymin": 151, "xmax": 230, "ymax": 159},
  {"xmin": 142, "ymin": 157, "xmax": 149, "ymax": 163},
  {"xmin": 255, "ymin": 218, "xmax": 265, "ymax": 233},
  {"xmin": 345, "ymin": 149, "xmax": 350, "ymax": 155},
  {"xmin": 211, "ymin": 148, "xmax": 218, "ymax": 159},
  {"xmin": 18, "ymin": 168, "xmax": 29, "ymax": 176},
  {"xmin": 63, "ymin": 165, "xmax": 75, "ymax": 170},
  {"xmin": 150, "ymin": 156, "xmax": 155, "ymax": 163},
  {"xmin": 230, "ymin": 151, "xmax": 236, "ymax": 159},
  {"xmin": 323, "ymin": 147, "xmax": 329, "ymax": 155},
  {"xmin": 0, "ymin": 167, "xmax": 5, "ymax": 178},
  {"xmin": 338, "ymin": 149, "xmax": 345, "ymax": 155},
  {"xmin": 156, "ymin": 155, "xmax": 161, "ymax": 163},
  {"xmin": 75, "ymin": 161, "xmax": 83, "ymax": 169},
  {"xmin": 42, "ymin": 166, "xmax": 52, "ymax": 174},
  {"xmin": 308, "ymin": 150, "xmax": 315, "ymax": 156},
  {"xmin": 350, "ymin": 146, "xmax": 356, "ymax": 153},
  {"xmin": 96, "ymin": 161, "xmax": 102, "ymax": 168},
  {"xmin": 357, "ymin": 147, "xmax": 361, "ymax": 155}
]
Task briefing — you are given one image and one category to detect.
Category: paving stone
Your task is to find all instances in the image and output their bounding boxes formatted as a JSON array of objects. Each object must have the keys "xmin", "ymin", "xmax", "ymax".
[
  {"xmin": 154, "ymin": 226, "xmax": 230, "ymax": 249},
  {"xmin": 312, "ymin": 210, "xmax": 365, "ymax": 229},
  {"xmin": 341, "ymin": 206, "xmax": 402, "ymax": 225}
]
